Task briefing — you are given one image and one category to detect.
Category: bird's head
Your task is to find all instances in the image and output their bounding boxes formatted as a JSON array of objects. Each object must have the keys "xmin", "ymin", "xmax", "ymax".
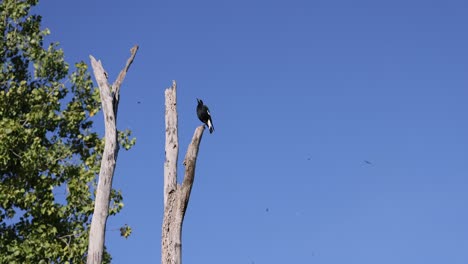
[{"xmin": 197, "ymin": 98, "xmax": 203, "ymax": 105}]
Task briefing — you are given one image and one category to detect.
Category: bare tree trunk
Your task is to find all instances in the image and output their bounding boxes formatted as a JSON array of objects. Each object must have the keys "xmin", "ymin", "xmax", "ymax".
[
  {"xmin": 162, "ymin": 81, "xmax": 205, "ymax": 264},
  {"xmin": 87, "ymin": 45, "xmax": 139, "ymax": 264}
]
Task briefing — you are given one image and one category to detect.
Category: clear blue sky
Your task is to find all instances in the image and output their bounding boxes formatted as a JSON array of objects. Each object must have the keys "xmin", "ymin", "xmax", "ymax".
[{"xmin": 37, "ymin": 1, "xmax": 468, "ymax": 263}]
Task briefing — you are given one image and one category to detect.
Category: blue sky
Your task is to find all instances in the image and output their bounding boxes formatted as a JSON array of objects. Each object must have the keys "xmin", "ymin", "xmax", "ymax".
[{"xmin": 36, "ymin": 1, "xmax": 468, "ymax": 263}]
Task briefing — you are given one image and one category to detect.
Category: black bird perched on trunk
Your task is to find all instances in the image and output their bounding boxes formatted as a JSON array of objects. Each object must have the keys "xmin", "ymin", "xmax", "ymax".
[{"xmin": 196, "ymin": 98, "xmax": 215, "ymax": 133}]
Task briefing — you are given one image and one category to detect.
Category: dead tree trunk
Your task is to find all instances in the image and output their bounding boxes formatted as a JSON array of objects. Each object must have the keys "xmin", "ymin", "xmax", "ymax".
[
  {"xmin": 162, "ymin": 81, "xmax": 205, "ymax": 264},
  {"xmin": 86, "ymin": 45, "xmax": 138, "ymax": 264}
]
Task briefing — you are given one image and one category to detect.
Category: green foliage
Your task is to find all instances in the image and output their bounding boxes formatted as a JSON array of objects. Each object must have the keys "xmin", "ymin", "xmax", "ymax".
[
  {"xmin": 119, "ymin": 224, "xmax": 132, "ymax": 239},
  {"xmin": 0, "ymin": 0, "xmax": 133, "ymax": 262},
  {"xmin": 118, "ymin": 129, "xmax": 136, "ymax": 151}
]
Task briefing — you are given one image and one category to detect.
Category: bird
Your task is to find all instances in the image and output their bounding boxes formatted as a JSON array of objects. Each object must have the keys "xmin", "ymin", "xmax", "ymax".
[{"xmin": 196, "ymin": 98, "xmax": 215, "ymax": 133}]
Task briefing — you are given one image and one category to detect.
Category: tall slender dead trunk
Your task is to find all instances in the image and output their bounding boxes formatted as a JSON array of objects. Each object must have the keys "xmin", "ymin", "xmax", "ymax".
[
  {"xmin": 162, "ymin": 81, "xmax": 205, "ymax": 264},
  {"xmin": 86, "ymin": 46, "xmax": 138, "ymax": 264}
]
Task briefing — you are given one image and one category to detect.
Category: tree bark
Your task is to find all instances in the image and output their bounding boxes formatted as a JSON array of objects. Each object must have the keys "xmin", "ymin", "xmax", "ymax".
[
  {"xmin": 87, "ymin": 45, "xmax": 138, "ymax": 264},
  {"xmin": 162, "ymin": 81, "xmax": 205, "ymax": 264}
]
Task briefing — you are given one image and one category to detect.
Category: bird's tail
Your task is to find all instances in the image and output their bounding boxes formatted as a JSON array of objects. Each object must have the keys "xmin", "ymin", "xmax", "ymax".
[{"xmin": 208, "ymin": 119, "xmax": 214, "ymax": 134}]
